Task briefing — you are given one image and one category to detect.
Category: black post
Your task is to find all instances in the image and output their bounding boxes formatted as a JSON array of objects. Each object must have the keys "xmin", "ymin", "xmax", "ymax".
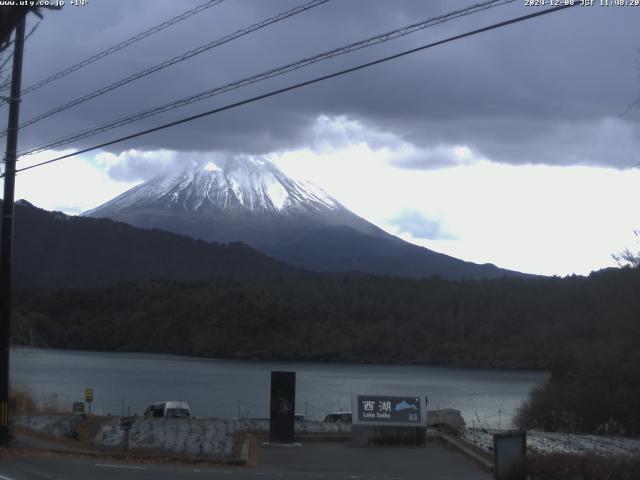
[
  {"xmin": 269, "ymin": 371, "xmax": 295, "ymax": 444},
  {"xmin": 0, "ymin": 15, "xmax": 26, "ymax": 446}
]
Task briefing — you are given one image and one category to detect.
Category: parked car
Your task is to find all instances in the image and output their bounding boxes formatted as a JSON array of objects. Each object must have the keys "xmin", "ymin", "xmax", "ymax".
[
  {"xmin": 323, "ymin": 412, "xmax": 352, "ymax": 423},
  {"xmin": 143, "ymin": 401, "xmax": 191, "ymax": 418}
]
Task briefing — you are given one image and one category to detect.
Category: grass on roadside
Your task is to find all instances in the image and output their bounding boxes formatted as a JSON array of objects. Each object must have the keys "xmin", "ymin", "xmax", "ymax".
[
  {"xmin": 9, "ymin": 387, "xmax": 69, "ymax": 415},
  {"xmin": 9, "ymin": 386, "xmax": 39, "ymax": 415}
]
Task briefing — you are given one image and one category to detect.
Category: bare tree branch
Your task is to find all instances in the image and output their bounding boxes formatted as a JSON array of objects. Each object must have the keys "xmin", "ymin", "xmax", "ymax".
[
  {"xmin": 0, "ymin": 5, "xmax": 59, "ymax": 54},
  {"xmin": 612, "ymin": 231, "xmax": 640, "ymax": 268}
]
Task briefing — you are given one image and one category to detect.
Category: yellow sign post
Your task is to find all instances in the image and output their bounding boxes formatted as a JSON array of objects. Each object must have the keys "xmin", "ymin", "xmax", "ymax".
[{"xmin": 84, "ymin": 388, "xmax": 94, "ymax": 416}]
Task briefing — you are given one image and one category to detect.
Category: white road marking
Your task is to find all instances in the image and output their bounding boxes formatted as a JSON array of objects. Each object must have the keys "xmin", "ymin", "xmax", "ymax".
[
  {"xmin": 95, "ymin": 463, "xmax": 147, "ymax": 470},
  {"xmin": 0, "ymin": 474, "xmax": 17, "ymax": 480}
]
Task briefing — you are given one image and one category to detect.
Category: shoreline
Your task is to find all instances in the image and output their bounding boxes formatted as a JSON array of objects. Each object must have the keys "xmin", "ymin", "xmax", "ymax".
[{"xmin": 9, "ymin": 344, "xmax": 551, "ymax": 373}]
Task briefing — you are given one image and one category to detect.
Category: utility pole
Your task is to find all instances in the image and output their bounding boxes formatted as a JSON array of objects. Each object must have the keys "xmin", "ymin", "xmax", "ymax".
[{"xmin": 0, "ymin": 15, "xmax": 26, "ymax": 447}]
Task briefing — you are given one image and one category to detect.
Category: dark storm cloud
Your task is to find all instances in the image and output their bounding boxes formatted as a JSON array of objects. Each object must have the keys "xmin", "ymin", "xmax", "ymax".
[
  {"xmin": 10, "ymin": 0, "xmax": 640, "ymax": 175},
  {"xmin": 389, "ymin": 209, "xmax": 454, "ymax": 240},
  {"xmin": 390, "ymin": 144, "xmax": 473, "ymax": 170}
]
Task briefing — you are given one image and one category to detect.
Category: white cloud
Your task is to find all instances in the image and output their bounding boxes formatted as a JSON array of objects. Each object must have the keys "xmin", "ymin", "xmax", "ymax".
[
  {"xmin": 94, "ymin": 149, "xmax": 180, "ymax": 182},
  {"xmin": 388, "ymin": 209, "xmax": 455, "ymax": 240},
  {"xmin": 307, "ymin": 115, "xmax": 400, "ymax": 153},
  {"xmin": 272, "ymin": 143, "xmax": 640, "ymax": 276},
  {"xmin": 5, "ymin": 150, "xmax": 139, "ymax": 214}
]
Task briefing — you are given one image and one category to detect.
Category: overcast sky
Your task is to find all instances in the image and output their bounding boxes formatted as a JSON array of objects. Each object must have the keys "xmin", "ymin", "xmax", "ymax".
[{"xmin": 1, "ymin": 0, "xmax": 639, "ymax": 276}]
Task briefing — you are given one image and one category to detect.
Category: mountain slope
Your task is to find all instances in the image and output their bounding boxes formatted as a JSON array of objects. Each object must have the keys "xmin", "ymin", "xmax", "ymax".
[
  {"xmin": 85, "ymin": 156, "xmax": 388, "ymax": 247},
  {"xmin": 86, "ymin": 156, "xmax": 525, "ymax": 280},
  {"xmin": 4, "ymin": 200, "xmax": 295, "ymax": 289}
]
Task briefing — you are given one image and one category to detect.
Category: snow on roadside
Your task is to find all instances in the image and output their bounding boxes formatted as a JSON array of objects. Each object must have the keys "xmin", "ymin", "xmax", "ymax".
[
  {"xmin": 233, "ymin": 418, "xmax": 351, "ymax": 434},
  {"xmin": 17, "ymin": 414, "xmax": 352, "ymax": 459},
  {"xmin": 95, "ymin": 417, "xmax": 234, "ymax": 457},
  {"xmin": 14, "ymin": 415, "xmax": 82, "ymax": 438},
  {"xmin": 462, "ymin": 428, "xmax": 640, "ymax": 457},
  {"xmin": 93, "ymin": 417, "xmax": 350, "ymax": 457}
]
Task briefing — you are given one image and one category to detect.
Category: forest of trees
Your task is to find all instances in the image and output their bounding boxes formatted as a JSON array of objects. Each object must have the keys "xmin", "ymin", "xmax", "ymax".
[
  {"xmin": 11, "ymin": 265, "xmax": 640, "ymax": 434},
  {"xmin": 5, "ymin": 199, "xmax": 296, "ymax": 289}
]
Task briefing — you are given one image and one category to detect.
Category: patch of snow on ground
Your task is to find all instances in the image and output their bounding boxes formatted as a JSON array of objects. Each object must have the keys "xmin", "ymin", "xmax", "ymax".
[
  {"xmin": 94, "ymin": 417, "xmax": 351, "ymax": 458},
  {"xmin": 15, "ymin": 415, "xmax": 82, "ymax": 438},
  {"xmin": 462, "ymin": 428, "xmax": 640, "ymax": 457},
  {"xmin": 95, "ymin": 417, "xmax": 234, "ymax": 457}
]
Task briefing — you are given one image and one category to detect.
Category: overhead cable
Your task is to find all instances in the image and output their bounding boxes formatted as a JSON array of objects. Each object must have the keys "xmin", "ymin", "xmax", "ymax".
[
  {"xmin": 0, "ymin": 0, "xmax": 331, "ymax": 137},
  {"xmin": 19, "ymin": 0, "xmax": 514, "ymax": 156},
  {"xmin": 5, "ymin": 4, "xmax": 577, "ymax": 177},
  {"xmin": 0, "ymin": 0, "xmax": 226, "ymax": 96}
]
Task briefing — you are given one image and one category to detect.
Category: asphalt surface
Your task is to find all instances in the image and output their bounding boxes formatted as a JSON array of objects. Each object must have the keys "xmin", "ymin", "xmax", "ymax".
[
  {"xmin": 0, "ymin": 441, "xmax": 490, "ymax": 480},
  {"xmin": 256, "ymin": 441, "xmax": 491, "ymax": 480}
]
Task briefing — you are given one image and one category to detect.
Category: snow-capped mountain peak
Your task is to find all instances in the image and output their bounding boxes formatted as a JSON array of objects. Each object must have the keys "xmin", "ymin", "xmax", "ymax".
[{"xmin": 87, "ymin": 156, "xmax": 340, "ymax": 216}]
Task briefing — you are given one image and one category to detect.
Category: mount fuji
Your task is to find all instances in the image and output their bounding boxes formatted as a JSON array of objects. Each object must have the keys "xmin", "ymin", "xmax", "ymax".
[{"xmin": 85, "ymin": 156, "xmax": 523, "ymax": 280}]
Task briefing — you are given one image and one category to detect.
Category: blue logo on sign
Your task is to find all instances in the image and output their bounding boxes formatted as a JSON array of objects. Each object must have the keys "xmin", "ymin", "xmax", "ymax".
[{"xmin": 394, "ymin": 400, "xmax": 418, "ymax": 412}]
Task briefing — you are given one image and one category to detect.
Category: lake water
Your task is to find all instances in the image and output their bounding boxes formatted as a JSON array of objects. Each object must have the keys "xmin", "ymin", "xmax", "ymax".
[{"xmin": 9, "ymin": 347, "xmax": 547, "ymax": 428}]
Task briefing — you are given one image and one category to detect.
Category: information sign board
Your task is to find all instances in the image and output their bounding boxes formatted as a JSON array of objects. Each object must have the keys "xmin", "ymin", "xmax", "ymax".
[
  {"xmin": 72, "ymin": 401, "xmax": 85, "ymax": 415},
  {"xmin": 352, "ymin": 395, "xmax": 427, "ymax": 427}
]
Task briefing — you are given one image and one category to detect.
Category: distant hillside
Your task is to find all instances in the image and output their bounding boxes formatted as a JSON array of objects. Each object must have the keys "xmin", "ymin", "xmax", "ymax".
[
  {"xmin": 13, "ymin": 265, "xmax": 640, "ymax": 369},
  {"xmin": 3, "ymin": 200, "xmax": 295, "ymax": 289}
]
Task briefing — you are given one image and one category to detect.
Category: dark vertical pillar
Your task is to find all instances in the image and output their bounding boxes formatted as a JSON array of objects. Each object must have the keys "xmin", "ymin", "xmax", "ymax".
[
  {"xmin": 494, "ymin": 431, "xmax": 527, "ymax": 480},
  {"xmin": 0, "ymin": 15, "xmax": 26, "ymax": 447},
  {"xmin": 269, "ymin": 371, "xmax": 295, "ymax": 443}
]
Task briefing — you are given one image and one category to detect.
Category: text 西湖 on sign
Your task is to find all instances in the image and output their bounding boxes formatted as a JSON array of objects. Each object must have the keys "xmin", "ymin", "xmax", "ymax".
[{"xmin": 352, "ymin": 395, "xmax": 426, "ymax": 426}]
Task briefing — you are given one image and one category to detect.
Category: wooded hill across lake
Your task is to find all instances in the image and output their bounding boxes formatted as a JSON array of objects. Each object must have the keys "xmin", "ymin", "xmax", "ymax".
[{"xmin": 12, "ymin": 265, "xmax": 640, "ymax": 434}]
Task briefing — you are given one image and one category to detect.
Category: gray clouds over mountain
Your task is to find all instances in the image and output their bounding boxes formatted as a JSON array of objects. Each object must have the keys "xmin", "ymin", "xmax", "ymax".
[{"xmin": 7, "ymin": 0, "xmax": 640, "ymax": 172}]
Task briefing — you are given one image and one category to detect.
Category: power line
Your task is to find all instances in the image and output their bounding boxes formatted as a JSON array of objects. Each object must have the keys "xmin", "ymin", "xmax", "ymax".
[
  {"xmin": 0, "ymin": 0, "xmax": 226, "ymax": 97},
  {"xmin": 18, "ymin": 0, "xmax": 515, "ymax": 157},
  {"xmin": 5, "ymin": 4, "xmax": 577, "ymax": 178},
  {"xmin": 0, "ymin": 52, "xmax": 13, "ymax": 77},
  {"xmin": 0, "ymin": 0, "xmax": 331, "ymax": 137}
]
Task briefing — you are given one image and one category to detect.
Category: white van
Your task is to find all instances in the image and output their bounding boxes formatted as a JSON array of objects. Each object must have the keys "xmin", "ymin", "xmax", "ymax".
[
  {"xmin": 323, "ymin": 412, "xmax": 352, "ymax": 423},
  {"xmin": 143, "ymin": 401, "xmax": 191, "ymax": 419}
]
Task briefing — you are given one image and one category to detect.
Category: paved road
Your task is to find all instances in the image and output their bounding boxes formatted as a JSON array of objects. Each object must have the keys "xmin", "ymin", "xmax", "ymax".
[
  {"xmin": 256, "ymin": 441, "xmax": 490, "ymax": 480},
  {"xmin": 0, "ymin": 441, "xmax": 490, "ymax": 480}
]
